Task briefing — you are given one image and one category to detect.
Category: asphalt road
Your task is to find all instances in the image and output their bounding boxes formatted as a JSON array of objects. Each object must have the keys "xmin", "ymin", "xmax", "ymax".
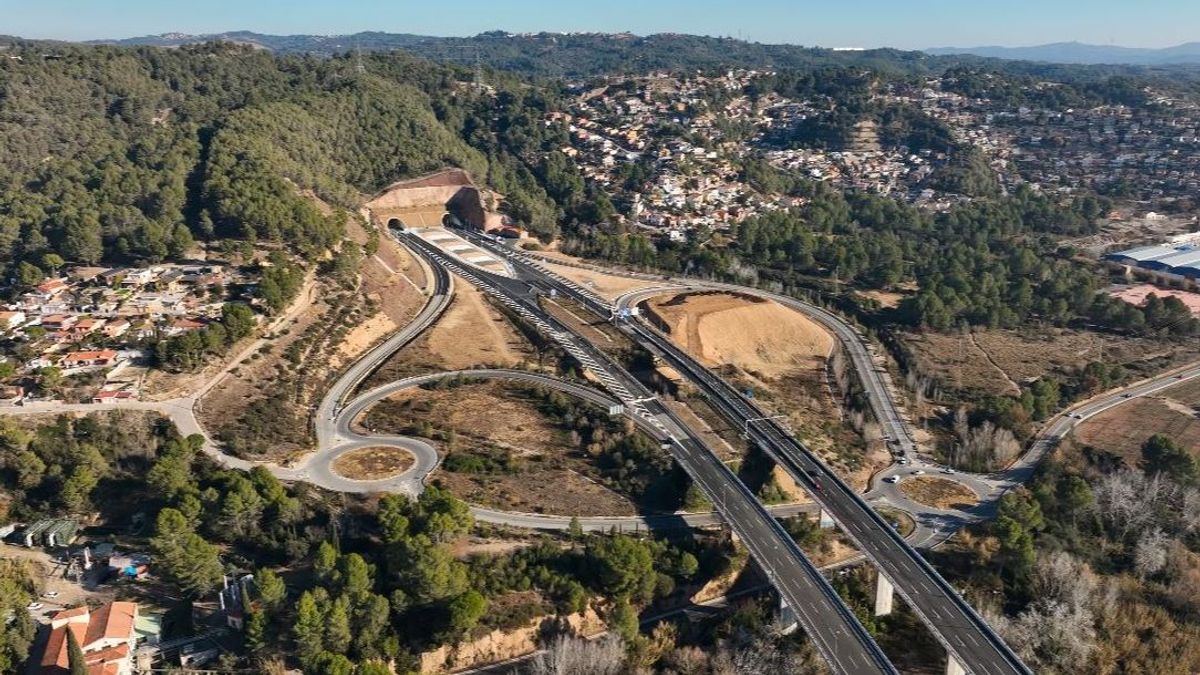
[
  {"xmin": 327, "ymin": 365, "xmax": 822, "ymax": 530},
  {"xmin": 460, "ymin": 231, "xmax": 1027, "ymax": 675},
  {"xmin": 402, "ymin": 230, "xmax": 896, "ymax": 675}
]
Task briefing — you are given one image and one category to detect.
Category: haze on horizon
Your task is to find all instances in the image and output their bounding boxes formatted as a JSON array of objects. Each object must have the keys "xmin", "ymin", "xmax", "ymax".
[{"xmin": 1, "ymin": 0, "xmax": 1196, "ymax": 51}]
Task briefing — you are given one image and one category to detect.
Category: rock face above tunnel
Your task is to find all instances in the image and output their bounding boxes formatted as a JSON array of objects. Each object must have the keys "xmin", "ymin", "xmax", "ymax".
[{"xmin": 365, "ymin": 168, "xmax": 505, "ymax": 232}]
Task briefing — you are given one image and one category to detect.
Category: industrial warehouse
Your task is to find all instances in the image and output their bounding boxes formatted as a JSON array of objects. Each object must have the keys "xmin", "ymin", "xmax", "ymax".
[{"xmin": 1105, "ymin": 233, "xmax": 1200, "ymax": 278}]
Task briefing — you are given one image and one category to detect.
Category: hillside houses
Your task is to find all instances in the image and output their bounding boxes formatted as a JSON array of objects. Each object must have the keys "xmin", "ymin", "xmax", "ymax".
[
  {"xmin": 0, "ymin": 262, "xmax": 247, "ymax": 399},
  {"xmin": 555, "ymin": 70, "xmax": 965, "ymax": 241}
]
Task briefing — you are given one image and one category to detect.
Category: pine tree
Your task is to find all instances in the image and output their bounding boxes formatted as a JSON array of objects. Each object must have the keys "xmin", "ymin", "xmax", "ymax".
[
  {"xmin": 256, "ymin": 568, "xmax": 287, "ymax": 612},
  {"xmin": 66, "ymin": 628, "xmax": 87, "ymax": 675},
  {"xmin": 244, "ymin": 609, "xmax": 267, "ymax": 652},
  {"xmin": 293, "ymin": 591, "xmax": 326, "ymax": 667},
  {"xmin": 324, "ymin": 596, "xmax": 353, "ymax": 655}
]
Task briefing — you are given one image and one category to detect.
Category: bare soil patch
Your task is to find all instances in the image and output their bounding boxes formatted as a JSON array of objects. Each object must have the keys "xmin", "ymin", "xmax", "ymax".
[
  {"xmin": 643, "ymin": 291, "xmax": 832, "ymax": 378},
  {"xmin": 331, "ymin": 446, "xmax": 415, "ymax": 480},
  {"xmin": 362, "ymin": 380, "xmax": 647, "ymax": 516},
  {"xmin": 642, "ymin": 290, "xmax": 881, "ymax": 485},
  {"xmin": 900, "ymin": 477, "xmax": 979, "ymax": 510}
]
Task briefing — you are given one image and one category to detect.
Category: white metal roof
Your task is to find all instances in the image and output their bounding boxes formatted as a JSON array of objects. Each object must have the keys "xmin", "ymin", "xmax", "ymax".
[{"xmin": 1107, "ymin": 244, "xmax": 1185, "ymax": 262}]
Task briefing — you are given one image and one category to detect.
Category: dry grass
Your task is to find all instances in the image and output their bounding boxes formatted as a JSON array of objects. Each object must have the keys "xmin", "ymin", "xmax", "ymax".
[
  {"xmin": 902, "ymin": 327, "xmax": 1197, "ymax": 398},
  {"xmin": 331, "ymin": 446, "xmax": 415, "ymax": 480},
  {"xmin": 857, "ymin": 289, "xmax": 909, "ymax": 309},
  {"xmin": 415, "ymin": 280, "xmax": 531, "ymax": 370},
  {"xmin": 899, "ymin": 477, "xmax": 979, "ymax": 510},
  {"xmin": 363, "ymin": 277, "xmax": 539, "ymax": 389},
  {"xmin": 196, "ymin": 279, "xmax": 332, "ymax": 459},
  {"xmin": 362, "ymin": 380, "xmax": 641, "ymax": 516},
  {"xmin": 1073, "ymin": 381, "xmax": 1200, "ymax": 463}
]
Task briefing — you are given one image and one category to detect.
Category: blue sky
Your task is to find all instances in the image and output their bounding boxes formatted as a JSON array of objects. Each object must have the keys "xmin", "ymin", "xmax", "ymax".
[{"xmin": 3, "ymin": 0, "xmax": 1197, "ymax": 49}]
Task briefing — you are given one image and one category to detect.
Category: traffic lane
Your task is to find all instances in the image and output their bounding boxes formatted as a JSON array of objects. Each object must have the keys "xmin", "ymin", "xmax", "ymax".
[
  {"xmin": 1071, "ymin": 366, "xmax": 1200, "ymax": 421},
  {"xmin": 304, "ymin": 436, "xmax": 438, "ymax": 495},
  {"xmin": 672, "ymin": 438, "xmax": 893, "ymax": 675},
  {"xmin": 459, "ymin": 236, "xmax": 895, "ymax": 674},
  {"xmin": 648, "ymin": 331, "xmax": 1023, "ymax": 673},
  {"xmin": 801, "ymin": 470, "xmax": 1019, "ymax": 674}
]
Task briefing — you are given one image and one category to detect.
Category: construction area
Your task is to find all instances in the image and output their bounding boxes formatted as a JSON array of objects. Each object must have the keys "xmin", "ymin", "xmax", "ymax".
[
  {"xmin": 364, "ymin": 168, "xmax": 520, "ymax": 276},
  {"xmin": 636, "ymin": 290, "xmax": 885, "ymax": 488},
  {"xmin": 640, "ymin": 291, "xmax": 833, "ymax": 378},
  {"xmin": 364, "ymin": 168, "xmax": 504, "ymax": 232}
]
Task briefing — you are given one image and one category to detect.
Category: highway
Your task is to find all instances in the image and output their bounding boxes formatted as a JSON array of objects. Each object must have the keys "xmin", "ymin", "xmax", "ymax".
[
  {"xmin": 613, "ymin": 283, "xmax": 916, "ymax": 457},
  {"xmin": 458, "ymin": 230, "xmax": 1028, "ymax": 675},
  {"xmin": 399, "ymin": 229, "xmax": 897, "ymax": 675}
]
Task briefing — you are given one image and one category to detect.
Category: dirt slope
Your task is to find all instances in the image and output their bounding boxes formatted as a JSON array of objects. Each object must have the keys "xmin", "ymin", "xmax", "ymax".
[{"xmin": 643, "ymin": 292, "xmax": 833, "ymax": 378}]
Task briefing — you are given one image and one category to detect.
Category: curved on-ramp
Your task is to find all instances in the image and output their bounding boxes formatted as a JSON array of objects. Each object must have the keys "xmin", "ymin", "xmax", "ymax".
[{"xmin": 319, "ymin": 366, "xmax": 820, "ymax": 531}]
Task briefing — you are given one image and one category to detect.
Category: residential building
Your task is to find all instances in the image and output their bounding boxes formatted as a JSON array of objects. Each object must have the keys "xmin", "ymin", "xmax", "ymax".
[
  {"xmin": 39, "ymin": 602, "xmax": 139, "ymax": 675},
  {"xmin": 61, "ymin": 350, "xmax": 120, "ymax": 369}
]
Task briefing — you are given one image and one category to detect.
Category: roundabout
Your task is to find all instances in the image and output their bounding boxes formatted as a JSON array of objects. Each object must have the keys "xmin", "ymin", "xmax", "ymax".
[{"xmin": 329, "ymin": 445, "xmax": 416, "ymax": 481}]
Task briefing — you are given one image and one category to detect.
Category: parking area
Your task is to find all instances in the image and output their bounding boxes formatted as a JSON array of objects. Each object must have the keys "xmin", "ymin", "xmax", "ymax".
[{"xmin": 2, "ymin": 543, "xmax": 118, "ymax": 622}]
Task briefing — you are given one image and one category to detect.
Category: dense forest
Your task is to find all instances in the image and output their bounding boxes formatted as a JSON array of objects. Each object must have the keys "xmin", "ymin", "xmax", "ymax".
[{"xmin": 0, "ymin": 42, "xmax": 573, "ymax": 280}]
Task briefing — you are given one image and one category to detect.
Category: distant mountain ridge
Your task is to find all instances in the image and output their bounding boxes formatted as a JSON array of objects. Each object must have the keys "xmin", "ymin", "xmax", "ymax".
[
  {"xmin": 926, "ymin": 41, "xmax": 1200, "ymax": 65},
  {"xmin": 2, "ymin": 30, "xmax": 1193, "ymax": 80},
  {"xmin": 84, "ymin": 30, "xmax": 437, "ymax": 53}
]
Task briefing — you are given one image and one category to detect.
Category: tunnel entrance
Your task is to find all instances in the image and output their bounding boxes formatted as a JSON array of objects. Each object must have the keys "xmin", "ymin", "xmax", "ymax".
[{"xmin": 387, "ymin": 218, "xmax": 404, "ymax": 231}]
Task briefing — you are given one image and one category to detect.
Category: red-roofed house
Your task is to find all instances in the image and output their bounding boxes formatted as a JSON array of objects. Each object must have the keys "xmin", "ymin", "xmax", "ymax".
[
  {"xmin": 93, "ymin": 389, "xmax": 138, "ymax": 404},
  {"xmin": 61, "ymin": 350, "xmax": 119, "ymax": 369},
  {"xmin": 40, "ymin": 601, "xmax": 138, "ymax": 675},
  {"xmin": 36, "ymin": 278, "xmax": 70, "ymax": 298},
  {"xmin": 40, "ymin": 314, "xmax": 78, "ymax": 331}
]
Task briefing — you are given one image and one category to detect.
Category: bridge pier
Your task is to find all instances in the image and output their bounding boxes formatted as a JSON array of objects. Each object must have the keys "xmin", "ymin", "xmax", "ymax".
[
  {"xmin": 873, "ymin": 573, "xmax": 895, "ymax": 617},
  {"xmin": 945, "ymin": 654, "xmax": 966, "ymax": 675},
  {"xmin": 777, "ymin": 593, "xmax": 798, "ymax": 635},
  {"xmin": 818, "ymin": 508, "xmax": 835, "ymax": 529}
]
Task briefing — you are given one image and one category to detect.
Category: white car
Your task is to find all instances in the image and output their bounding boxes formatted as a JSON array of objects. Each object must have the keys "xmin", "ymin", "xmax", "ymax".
[
  {"xmin": 912, "ymin": 469, "xmax": 926, "ymax": 476},
  {"xmin": 42, "ymin": 591, "xmax": 59, "ymax": 598},
  {"xmin": 897, "ymin": 457, "xmax": 910, "ymax": 465},
  {"xmin": 27, "ymin": 602, "xmax": 43, "ymax": 611},
  {"xmin": 884, "ymin": 475, "xmax": 901, "ymax": 484},
  {"xmin": 941, "ymin": 467, "xmax": 956, "ymax": 475}
]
